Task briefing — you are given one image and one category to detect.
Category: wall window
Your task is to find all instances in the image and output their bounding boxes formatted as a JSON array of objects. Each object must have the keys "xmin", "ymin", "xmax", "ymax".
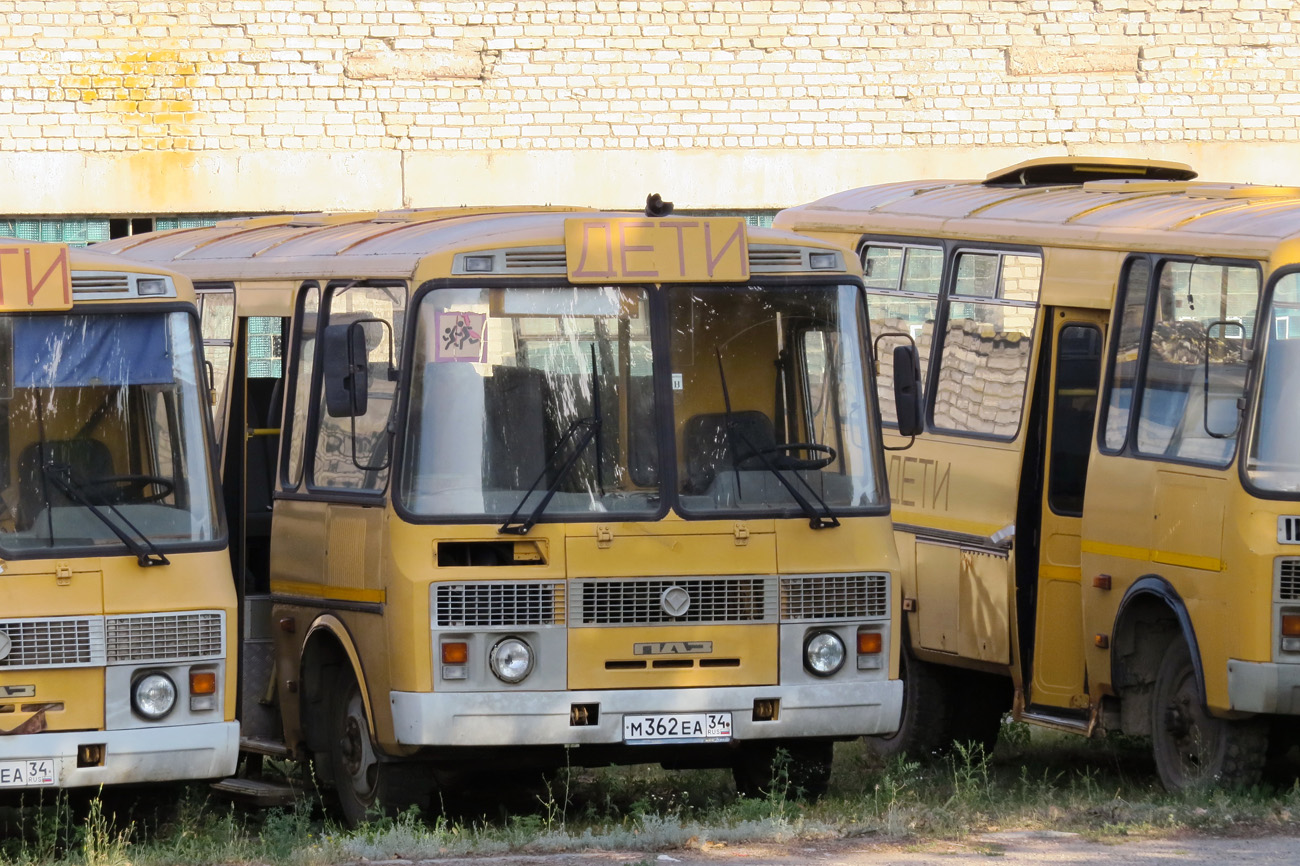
[
  {"xmin": 861, "ymin": 243, "xmax": 943, "ymax": 425},
  {"xmin": 932, "ymin": 251, "xmax": 1041, "ymax": 437}
]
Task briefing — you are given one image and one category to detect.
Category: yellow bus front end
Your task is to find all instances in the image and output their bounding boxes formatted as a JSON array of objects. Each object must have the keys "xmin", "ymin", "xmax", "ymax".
[
  {"xmin": 239, "ymin": 212, "xmax": 903, "ymax": 820},
  {"xmin": 0, "ymin": 243, "xmax": 237, "ymax": 791}
]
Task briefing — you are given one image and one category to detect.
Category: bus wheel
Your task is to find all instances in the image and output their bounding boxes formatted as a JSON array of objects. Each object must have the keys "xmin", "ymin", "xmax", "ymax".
[
  {"xmin": 863, "ymin": 641, "xmax": 953, "ymax": 762},
  {"xmin": 732, "ymin": 740, "xmax": 833, "ymax": 801},
  {"xmin": 1150, "ymin": 640, "xmax": 1266, "ymax": 791},
  {"xmin": 324, "ymin": 669, "xmax": 429, "ymax": 826}
]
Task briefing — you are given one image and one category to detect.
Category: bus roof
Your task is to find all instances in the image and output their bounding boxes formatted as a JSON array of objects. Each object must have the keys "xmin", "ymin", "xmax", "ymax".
[
  {"xmin": 775, "ymin": 158, "xmax": 1300, "ymax": 260},
  {"xmin": 0, "ymin": 238, "xmax": 195, "ymax": 309},
  {"xmin": 94, "ymin": 205, "xmax": 848, "ymax": 284}
]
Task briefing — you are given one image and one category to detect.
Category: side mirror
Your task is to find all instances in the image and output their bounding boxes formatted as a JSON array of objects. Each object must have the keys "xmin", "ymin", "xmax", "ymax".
[
  {"xmin": 892, "ymin": 343, "xmax": 924, "ymax": 438},
  {"xmin": 323, "ymin": 322, "xmax": 368, "ymax": 418}
]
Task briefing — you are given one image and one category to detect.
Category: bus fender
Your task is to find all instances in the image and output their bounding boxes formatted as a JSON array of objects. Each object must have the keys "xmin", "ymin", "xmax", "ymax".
[
  {"xmin": 301, "ymin": 614, "xmax": 376, "ymax": 741},
  {"xmin": 1110, "ymin": 575, "xmax": 1201, "ymax": 704}
]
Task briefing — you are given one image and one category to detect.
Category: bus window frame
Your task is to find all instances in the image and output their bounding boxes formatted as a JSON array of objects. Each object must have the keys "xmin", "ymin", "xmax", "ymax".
[
  {"xmin": 1240, "ymin": 262, "xmax": 1300, "ymax": 502},
  {"xmin": 1097, "ymin": 252, "xmax": 1263, "ymax": 471},
  {"xmin": 277, "ymin": 280, "xmax": 320, "ymax": 495},
  {"xmin": 390, "ymin": 276, "xmax": 676, "ymax": 528},
  {"xmin": 0, "ymin": 300, "xmax": 228, "ymax": 561},
  {"xmin": 857, "ymin": 235, "xmax": 1044, "ymax": 444},
  {"xmin": 298, "ymin": 278, "xmax": 408, "ymax": 504}
]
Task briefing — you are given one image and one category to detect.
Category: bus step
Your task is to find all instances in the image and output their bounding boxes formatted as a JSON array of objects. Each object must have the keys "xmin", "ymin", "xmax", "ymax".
[
  {"xmin": 240, "ymin": 736, "xmax": 293, "ymax": 758},
  {"xmin": 211, "ymin": 777, "xmax": 300, "ymax": 807},
  {"xmin": 1019, "ymin": 707, "xmax": 1092, "ymax": 734}
]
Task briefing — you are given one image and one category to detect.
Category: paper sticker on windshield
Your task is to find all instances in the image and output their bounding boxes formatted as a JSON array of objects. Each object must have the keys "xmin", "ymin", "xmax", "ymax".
[
  {"xmin": 0, "ymin": 243, "xmax": 73, "ymax": 312},
  {"xmin": 436, "ymin": 311, "xmax": 486, "ymax": 362}
]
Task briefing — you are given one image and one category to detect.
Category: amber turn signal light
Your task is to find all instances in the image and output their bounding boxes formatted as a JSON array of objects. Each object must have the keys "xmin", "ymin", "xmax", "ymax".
[
  {"xmin": 857, "ymin": 632, "xmax": 883, "ymax": 655},
  {"xmin": 441, "ymin": 641, "xmax": 469, "ymax": 664},
  {"xmin": 190, "ymin": 671, "xmax": 217, "ymax": 695}
]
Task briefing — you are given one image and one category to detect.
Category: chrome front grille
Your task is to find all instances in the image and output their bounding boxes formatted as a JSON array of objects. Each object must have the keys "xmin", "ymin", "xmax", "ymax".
[
  {"xmin": 1278, "ymin": 558, "xmax": 1300, "ymax": 601},
  {"xmin": 434, "ymin": 582, "xmax": 566, "ymax": 627},
  {"xmin": 781, "ymin": 573, "xmax": 889, "ymax": 620},
  {"xmin": 0, "ymin": 617, "xmax": 104, "ymax": 669},
  {"xmin": 105, "ymin": 612, "xmax": 225, "ymax": 663},
  {"xmin": 574, "ymin": 576, "xmax": 777, "ymax": 626}
]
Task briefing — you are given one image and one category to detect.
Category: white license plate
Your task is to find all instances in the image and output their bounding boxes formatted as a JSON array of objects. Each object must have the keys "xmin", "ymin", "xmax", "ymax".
[
  {"xmin": 623, "ymin": 712, "xmax": 732, "ymax": 744},
  {"xmin": 0, "ymin": 759, "xmax": 57, "ymax": 787}
]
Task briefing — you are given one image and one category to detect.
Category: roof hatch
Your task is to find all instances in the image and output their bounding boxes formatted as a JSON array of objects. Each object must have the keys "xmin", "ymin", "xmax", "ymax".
[{"xmin": 984, "ymin": 156, "xmax": 1197, "ymax": 187}]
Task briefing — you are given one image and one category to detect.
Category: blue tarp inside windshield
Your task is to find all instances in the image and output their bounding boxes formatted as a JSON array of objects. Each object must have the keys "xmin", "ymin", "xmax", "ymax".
[{"xmin": 13, "ymin": 315, "xmax": 172, "ymax": 387}]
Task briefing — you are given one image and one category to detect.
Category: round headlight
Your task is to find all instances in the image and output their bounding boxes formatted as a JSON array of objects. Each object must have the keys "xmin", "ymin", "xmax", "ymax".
[
  {"xmin": 489, "ymin": 637, "xmax": 534, "ymax": 684},
  {"xmin": 803, "ymin": 631, "xmax": 846, "ymax": 677},
  {"xmin": 132, "ymin": 672, "xmax": 177, "ymax": 720}
]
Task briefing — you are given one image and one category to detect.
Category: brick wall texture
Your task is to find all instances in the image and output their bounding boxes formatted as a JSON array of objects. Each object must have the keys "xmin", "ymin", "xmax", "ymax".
[{"xmin": 1, "ymin": 0, "xmax": 1297, "ymax": 155}]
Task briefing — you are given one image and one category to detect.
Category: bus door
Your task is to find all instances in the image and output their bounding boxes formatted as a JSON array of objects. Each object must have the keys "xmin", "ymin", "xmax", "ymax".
[
  {"xmin": 1027, "ymin": 309, "xmax": 1105, "ymax": 714},
  {"xmin": 226, "ymin": 312, "xmax": 287, "ymax": 742}
]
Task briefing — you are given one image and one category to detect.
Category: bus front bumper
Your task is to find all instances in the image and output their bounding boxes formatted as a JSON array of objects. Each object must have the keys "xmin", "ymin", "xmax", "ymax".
[
  {"xmin": 1228, "ymin": 659, "xmax": 1300, "ymax": 715},
  {"xmin": 0, "ymin": 721, "xmax": 240, "ymax": 789},
  {"xmin": 391, "ymin": 680, "xmax": 902, "ymax": 747}
]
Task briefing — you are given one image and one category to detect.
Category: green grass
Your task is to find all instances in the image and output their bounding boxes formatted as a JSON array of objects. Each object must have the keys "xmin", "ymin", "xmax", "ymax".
[{"xmin": 4, "ymin": 724, "xmax": 1300, "ymax": 865}]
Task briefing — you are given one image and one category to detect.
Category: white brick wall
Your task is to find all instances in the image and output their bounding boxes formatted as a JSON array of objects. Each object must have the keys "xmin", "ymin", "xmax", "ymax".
[{"xmin": 0, "ymin": 1, "xmax": 1296, "ymax": 211}]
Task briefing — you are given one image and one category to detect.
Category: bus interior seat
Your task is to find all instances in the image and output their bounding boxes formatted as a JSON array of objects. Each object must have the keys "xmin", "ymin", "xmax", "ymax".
[
  {"xmin": 16, "ymin": 438, "xmax": 114, "ymax": 529},
  {"xmin": 484, "ymin": 365, "xmax": 548, "ymax": 491},
  {"xmin": 682, "ymin": 410, "xmax": 775, "ymax": 493}
]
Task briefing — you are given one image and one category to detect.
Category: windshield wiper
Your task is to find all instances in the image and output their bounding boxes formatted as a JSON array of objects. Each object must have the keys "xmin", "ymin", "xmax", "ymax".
[
  {"xmin": 500, "ymin": 347, "xmax": 604, "ymax": 535},
  {"xmin": 715, "ymin": 349, "xmax": 840, "ymax": 530},
  {"xmin": 40, "ymin": 463, "xmax": 170, "ymax": 567}
]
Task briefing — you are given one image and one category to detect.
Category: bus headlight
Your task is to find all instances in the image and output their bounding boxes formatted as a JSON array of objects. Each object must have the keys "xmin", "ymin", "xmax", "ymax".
[
  {"xmin": 804, "ymin": 631, "xmax": 846, "ymax": 677},
  {"xmin": 489, "ymin": 637, "xmax": 534, "ymax": 683},
  {"xmin": 132, "ymin": 672, "xmax": 177, "ymax": 720}
]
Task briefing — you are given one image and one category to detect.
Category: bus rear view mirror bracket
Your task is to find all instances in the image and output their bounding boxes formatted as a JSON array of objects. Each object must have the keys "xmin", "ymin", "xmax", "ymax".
[
  {"xmin": 873, "ymin": 332, "xmax": 923, "ymax": 446},
  {"xmin": 1203, "ymin": 319, "xmax": 1247, "ymax": 440}
]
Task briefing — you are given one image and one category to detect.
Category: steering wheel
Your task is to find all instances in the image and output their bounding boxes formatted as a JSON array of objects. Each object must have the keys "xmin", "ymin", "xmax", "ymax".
[
  {"xmin": 86, "ymin": 475, "xmax": 176, "ymax": 504},
  {"xmin": 748, "ymin": 443, "xmax": 837, "ymax": 471}
]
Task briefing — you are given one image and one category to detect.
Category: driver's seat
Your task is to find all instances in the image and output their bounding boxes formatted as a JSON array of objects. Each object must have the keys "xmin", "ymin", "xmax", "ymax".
[
  {"xmin": 682, "ymin": 411, "xmax": 775, "ymax": 493},
  {"xmin": 16, "ymin": 439, "xmax": 114, "ymax": 529}
]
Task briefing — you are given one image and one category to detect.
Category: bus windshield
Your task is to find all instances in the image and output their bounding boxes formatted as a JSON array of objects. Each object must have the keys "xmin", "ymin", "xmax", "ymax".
[
  {"xmin": 0, "ymin": 311, "xmax": 221, "ymax": 554},
  {"xmin": 670, "ymin": 283, "xmax": 885, "ymax": 517},
  {"xmin": 400, "ymin": 286, "xmax": 659, "ymax": 521},
  {"xmin": 1249, "ymin": 272, "xmax": 1300, "ymax": 493}
]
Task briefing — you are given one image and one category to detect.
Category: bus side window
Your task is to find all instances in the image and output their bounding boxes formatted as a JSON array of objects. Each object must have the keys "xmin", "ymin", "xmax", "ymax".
[
  {"xmin": 862, "ymin": 243, "xmax": 941, "ymax": 426},
  {"xmin": 1101, "ymin": 258, "xmax": 1151, "ymax": 452},
  {"xmin": 311, "ymin": 283, "xmax": 405, "ymax": 492},
  {"xmin": 1135, "ymin": 260, "xmax": 1258, "ymax": 465},
  {"xmin": 282, "ymin": 285, "xmax": 320, "ymax": 490},
  {"xmin": 932, "ymin": 251, "xmax": 1041, "ymax": 438}
]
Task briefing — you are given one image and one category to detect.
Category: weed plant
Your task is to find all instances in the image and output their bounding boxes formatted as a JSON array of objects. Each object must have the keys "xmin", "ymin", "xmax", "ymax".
[{"xmin": 4, "ymin": 722, "xmax": 1300, "ymax": 865}]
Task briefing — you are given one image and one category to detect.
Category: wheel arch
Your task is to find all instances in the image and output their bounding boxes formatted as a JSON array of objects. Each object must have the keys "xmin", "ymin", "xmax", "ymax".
[
  {"xmin": 1110, "ymin": 575, "xmax": 1203, "ymax": 731},
  {"xmin": 301, "ymin": 614, "xmax": 376, "ymax": 748}
]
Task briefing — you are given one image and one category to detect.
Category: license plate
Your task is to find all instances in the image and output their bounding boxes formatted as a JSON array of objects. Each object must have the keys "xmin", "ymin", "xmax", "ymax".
[
  {"xmin": 0, "ymin": 759, "xmax": 57, "ymax": 787},
  {"xmin": 623, "ymin": 712, "xmax": 732, "ymax": 744}
]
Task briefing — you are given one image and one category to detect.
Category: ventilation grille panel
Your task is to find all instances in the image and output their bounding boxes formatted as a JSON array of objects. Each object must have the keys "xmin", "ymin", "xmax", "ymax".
[
  {"xmin": 781, "ymin": 573, "xmax": 889, "ymax": 620},
  {"xmin": 106, "ymin": 612, "xmax": 225, "ymax": 663},
  {"xmin": 504, "ymin": 248, "xmax": 566, "ymax": 273},
  {"xmin": 1278, "ymin": 558, "xmax": 1300, "ymax": 601},
  {"xmin": 575, "ymin": 576, "xmax": 777, "ymax": 626},
  {"xmin": 72, "ymin": 273, "xmax": 131, "ymax": 294},
  {"xmin": 435, "ymin": 582, "xmax": 566, "ymax": 627},
  {"xmin": 0, "ymin": 617, "xmax": 104, "ymax": 669},
  {"xmin": 748, "ymin": 246, "xmax": 804, "ymax": 272},
  {"xmin": 1279, "ymin": 517, "xmax": 1300, "ymax": 544}
]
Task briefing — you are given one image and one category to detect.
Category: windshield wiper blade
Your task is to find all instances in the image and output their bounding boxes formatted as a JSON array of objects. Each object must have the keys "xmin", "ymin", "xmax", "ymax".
[
  {"xmin": 40, "ymin": 463, "xmax": 170, "ymax": 567},
  {"xmin": 715, "ymin": 349, "xmax": 840, "ymax": 530},
  {"xmin": 500, "ymin": 347, "xmax": 604, "ymax": 536}
]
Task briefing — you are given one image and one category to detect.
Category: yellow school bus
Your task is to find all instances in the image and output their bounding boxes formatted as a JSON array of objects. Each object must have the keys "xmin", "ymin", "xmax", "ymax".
[
  {"xmin": 775, "ymin": 156, "xmax": 1300, "ymax": 789},
  {"xmin": 99, "ymin": 201, "xmax": 905, "ymax": 822},
  {"xmin": 0, "ymin": 241, "xmax": 236, "ymax": 791}
]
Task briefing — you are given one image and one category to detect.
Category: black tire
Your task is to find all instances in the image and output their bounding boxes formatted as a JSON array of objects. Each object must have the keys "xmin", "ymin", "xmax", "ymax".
[
  {"xmin": 1150, "ymin": 639, "xmax": 1267, "ymax": 791},
  {"xmin": 732, "ymin": 740, "xmax": 833, "ymax": 801},
  {"xmin": 863, "ymin": 640, "xmax": 955, "ymax": 762},
  {"xmin": 323, "ymin": 668, "xmax": 430, "ymax": 826}
]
